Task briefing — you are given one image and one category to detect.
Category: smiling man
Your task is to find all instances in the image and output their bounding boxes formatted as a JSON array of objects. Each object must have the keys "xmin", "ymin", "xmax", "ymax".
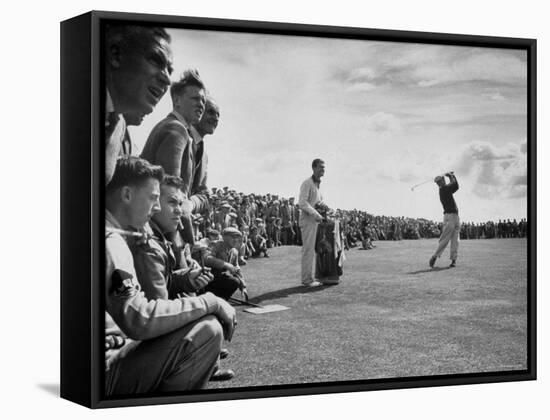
[{"xmin": 105, "ymin": 25, "xmax": 173, "ymax": 186}]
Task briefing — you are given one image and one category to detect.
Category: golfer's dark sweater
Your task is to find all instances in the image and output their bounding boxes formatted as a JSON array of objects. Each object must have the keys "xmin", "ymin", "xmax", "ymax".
[{"xmin": 439, "ymin": 178, "xmax": 459, "ymax": 214}]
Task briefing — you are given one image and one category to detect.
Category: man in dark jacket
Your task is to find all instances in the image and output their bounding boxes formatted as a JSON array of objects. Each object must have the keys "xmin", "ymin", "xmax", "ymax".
[{"xmin": 429, "ymin": 172, "xmax": 460, "ymax": 268}]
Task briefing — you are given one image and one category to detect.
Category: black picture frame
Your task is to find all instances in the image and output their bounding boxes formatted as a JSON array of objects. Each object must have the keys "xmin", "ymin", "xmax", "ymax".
[{"xmin": 60, "ymin": 10, "xmax": 536, "ymax": 409}]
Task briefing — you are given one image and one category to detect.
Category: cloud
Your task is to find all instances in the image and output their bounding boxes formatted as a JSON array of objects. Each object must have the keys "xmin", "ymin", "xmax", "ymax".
[
  {"xmin": 336, "ymin": 45, "xmax": 526, "ymax": 93},
  {"xmin": 364, "ymin": 112, "xmax": 402, "ymax": 132},
  {"xmin": 520, "ymin": 141, "xmax": 527, "ymax": 153},
  {"xmin": 482, "ymin": 90, "xmax": 505, "ymax": 101},
  {"xmin": 454, "ymin": 140, "xmax": 526, "ymax": 199},
  {"xmin": 463, "ymin": 141, "xmax": 518, "ymax": 162},
  {"xmin": 348, "ymin": 82, "xmax": 377, "ymax": 92}
]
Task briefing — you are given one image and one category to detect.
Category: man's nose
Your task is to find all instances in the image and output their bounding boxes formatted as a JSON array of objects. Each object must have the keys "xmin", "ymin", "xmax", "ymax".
[
  {"xmin": 152, "ymin": 199, "xmax": 161, "ymax": 213},
  {"xmin": 158, "ymin": 68, "xmax": 171, "ymax": 87}
]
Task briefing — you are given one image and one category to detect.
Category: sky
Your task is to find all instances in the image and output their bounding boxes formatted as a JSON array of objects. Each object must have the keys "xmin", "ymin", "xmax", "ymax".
[{"xmin": 128, "ymin": 28, "xmax": 528, "ymax": 223}]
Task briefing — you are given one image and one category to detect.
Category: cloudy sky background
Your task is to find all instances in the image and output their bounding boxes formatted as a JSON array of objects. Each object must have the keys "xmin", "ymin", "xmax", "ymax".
[{"xmin": 129, "ymin": 28, "xmax": 528, "ymax": 223}]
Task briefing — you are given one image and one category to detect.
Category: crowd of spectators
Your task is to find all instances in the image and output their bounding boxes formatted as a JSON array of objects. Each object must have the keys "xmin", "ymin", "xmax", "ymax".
[{"xmin": 186, "ymin": 189, "xmax": 529, "ymax": 255}]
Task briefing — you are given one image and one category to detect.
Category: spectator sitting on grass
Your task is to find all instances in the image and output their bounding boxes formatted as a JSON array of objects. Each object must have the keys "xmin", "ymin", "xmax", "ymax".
[
  {"xmin": 250, "ymin": 218, "xmax": 269, "ymax": 258},
  {"xmin": 130, "ymin": 175, "xmax": 214, "ymax": 299},
  {"xmin": 203, "ymin": 227, "xmax": 247, "ymax": 300}
]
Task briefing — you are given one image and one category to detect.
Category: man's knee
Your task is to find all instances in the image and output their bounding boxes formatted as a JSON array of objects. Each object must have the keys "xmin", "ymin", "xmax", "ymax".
[{"xmin": 185, "ymin": 315, "xmax": 223, "ymax": 351}]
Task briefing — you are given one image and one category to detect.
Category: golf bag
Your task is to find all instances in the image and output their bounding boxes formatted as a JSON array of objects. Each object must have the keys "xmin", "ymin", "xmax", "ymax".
[{"xmin": 315, "ymin": 219, "xmax": 344, "ymax": 284}]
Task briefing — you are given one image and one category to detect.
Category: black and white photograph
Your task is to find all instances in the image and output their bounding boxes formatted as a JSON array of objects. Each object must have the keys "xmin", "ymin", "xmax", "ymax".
[
  {"xmin": 100, "ymin": 17, "xmax": 533, "ymax": 403},
  {"xmin": 5, "ymin": 0, "xmax": 550, "ymax": 417}
]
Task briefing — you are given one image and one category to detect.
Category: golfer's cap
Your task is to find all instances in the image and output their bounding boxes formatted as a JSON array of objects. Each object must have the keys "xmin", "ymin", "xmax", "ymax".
[
  {"xmin": 434, "ymin": 175, "xmax": 444, "ymax": 183},
  {"xmin": 229, "ymin": 212, "xmax": 237, "ymax": 218},
  {"xmin": 255, "ymin": 218, "xmax": 263, "ymax": 223},
  {"xmin": 221, "ymin": 203, "xmax": 231, "ymax": 209},
  {"xmin": 222, "ymin": 227, "xmax": 242, "ymax": 237}
]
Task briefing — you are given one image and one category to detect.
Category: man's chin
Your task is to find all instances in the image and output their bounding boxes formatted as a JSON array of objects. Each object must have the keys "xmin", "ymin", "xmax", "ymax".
[{"xmin": 137, "ymin": 102, "xmax": 155, "ymax": 116}]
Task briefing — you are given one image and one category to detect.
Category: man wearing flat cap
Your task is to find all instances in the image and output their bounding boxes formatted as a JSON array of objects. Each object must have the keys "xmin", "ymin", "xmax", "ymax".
[
  {"xmin": 203, "ymin": 227, "xmax": 246, "ymax": 299},
  {"xmin": 429, "ymin": 172, "xmax": 460, "ymax": 268}
]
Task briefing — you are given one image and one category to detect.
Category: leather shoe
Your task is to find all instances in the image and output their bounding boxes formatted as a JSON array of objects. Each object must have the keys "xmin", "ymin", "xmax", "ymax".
[
  {"xmin": 429, "ymin": 255, "xmax": 436, "ymax": 268},
  {"xmin": 304, "ymin": 281, "xmax": 322, "ymax": 287},
  {"xmin": 449, "ymin": 260, "xmax": 456, "ymax": 268},
  {"xmin": 220, "ymin": 348, "xmax": 229, "ymax": 360},
  {"xmin": 210, "ymin": 368, "xmax": 235, "ymax": 381}
]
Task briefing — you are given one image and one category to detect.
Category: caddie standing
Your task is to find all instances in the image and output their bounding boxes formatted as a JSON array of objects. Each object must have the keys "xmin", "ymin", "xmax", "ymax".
[{"xmin": 299, "ymin": 159, "xmax": 326, "ymax": 287}]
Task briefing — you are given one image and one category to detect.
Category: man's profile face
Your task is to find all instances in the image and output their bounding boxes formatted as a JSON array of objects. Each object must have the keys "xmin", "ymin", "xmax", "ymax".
[
  {"xmin": 111, "ymin": 34, "xmax": 173, "ymax": 115},
  {"xmin": 176, "ymin": 85, "xmax": 206, "ymax": 125},
  {"xmin": 126, "ymin": 178, "xmax": 161, "ymax": 229},
  {"xmin": 153, "ymin": 185, "xmax": 184, "ymax": 233},
  {"xmin": 313, "ymin": 162, "xmax": 326, "ymax": 179},
  {"xmin": 196, "ymin": 100, "xmax": 220, "ymax": 135}
]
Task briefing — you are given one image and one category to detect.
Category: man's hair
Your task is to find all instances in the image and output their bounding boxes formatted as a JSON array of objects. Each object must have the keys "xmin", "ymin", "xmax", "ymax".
[
  {"xmin": 106, "ymin": 25, "xmax": 171, "ymax": 54},
  {"xmin": 170, "ymin": 69, "xmax": 205, "ymax": 101},
  {"xmin": 204, "ymin": 95, "xmax": 219, "ymax": 111},
  {"xmin": 106, "ymin": 156, "xmax": 164, "ymax": 194},
  {"xmin": 312, "ymin": 158, "xmax": 325, "ymax": 169},
  {"xmin": 161, "ymin": 174, "xmax": 184, "ymax": 189}
]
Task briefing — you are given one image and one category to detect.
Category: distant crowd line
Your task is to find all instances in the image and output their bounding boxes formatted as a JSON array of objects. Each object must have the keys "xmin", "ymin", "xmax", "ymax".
[{"xmin": 188, "ymin": 187, "xmax": 529, "ymax": 256}]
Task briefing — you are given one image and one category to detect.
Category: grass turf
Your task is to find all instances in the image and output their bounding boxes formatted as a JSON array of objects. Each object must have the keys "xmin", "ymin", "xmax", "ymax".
[{"xmin": 210, "ymin": 238, "xmax": 527, "ymax": 389}]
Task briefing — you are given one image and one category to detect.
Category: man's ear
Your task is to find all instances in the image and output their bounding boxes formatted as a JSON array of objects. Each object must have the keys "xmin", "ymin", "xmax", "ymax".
[
  {"xmin": 108, "ymin": 43, "xmax": 122, "ymax": 69},
  {"xmin": 120, "ymin": 186, "xmax": 133, "ymax": 204}
]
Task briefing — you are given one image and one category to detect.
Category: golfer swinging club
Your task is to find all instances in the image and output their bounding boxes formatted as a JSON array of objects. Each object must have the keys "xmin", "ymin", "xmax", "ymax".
[{"xmin": 429, "ymin": 171, "xmax": 460, "ymax": 268}]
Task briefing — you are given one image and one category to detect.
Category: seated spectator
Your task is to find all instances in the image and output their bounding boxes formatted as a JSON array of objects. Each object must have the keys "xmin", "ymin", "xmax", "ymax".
[
  {"xmin": 104, "ymin": 157, "xmax": 237, "ymax": 394},
  {"xmin": 130, "ymin": 175, "xmax": 214, "ymax": 299},
  {"xmin": 203, "ymin": 227, "xmax": 247, "ymax": 300},
  {"xmin": 250, "ymin": 218, "xmax": 269, "ymax": 258}
]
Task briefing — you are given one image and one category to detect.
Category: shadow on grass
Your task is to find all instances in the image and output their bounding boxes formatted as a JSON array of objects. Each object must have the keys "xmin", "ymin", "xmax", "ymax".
[
  {"xmin": 407, "ymin": 267, "xmax": 451, "ymax": 275},
  {"xmin": 249, "ymin": 284, "xmax": 335, "ymax": 304}
]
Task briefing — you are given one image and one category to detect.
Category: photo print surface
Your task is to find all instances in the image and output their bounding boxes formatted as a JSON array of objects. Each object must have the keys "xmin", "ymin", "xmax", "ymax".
[{"xmin": 103, "ymin": 22, "xmax": 530, "ymax": 398}]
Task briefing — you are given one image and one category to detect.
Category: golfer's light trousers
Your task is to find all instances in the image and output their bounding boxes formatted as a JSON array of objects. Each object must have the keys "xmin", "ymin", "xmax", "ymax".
[
  {"xmin": 300, "ymin": 221, "xmax": 318, "ymax": 285},
  {"xmin": 434, "ymin": 213, "xmax": 460, "ymax": 260}
]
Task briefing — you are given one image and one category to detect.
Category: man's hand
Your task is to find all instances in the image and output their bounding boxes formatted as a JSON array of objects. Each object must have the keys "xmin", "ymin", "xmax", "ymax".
[
  {"xmin": 105, "ymin": 339, "xmax": 139, "ymax": 371},
  {"xmin": 188, "ymin": 267, "xmax": 213, "ymax": 290},
  {"xmin": 314, "ymin": 213, "xmax": 324, "ymax": 223},
  {"xmin": 224, "ymin": 263, "xmax": 240, "ymax": 275},
  {"xmin": 214, "ymin": 298, "xmax": 237, "ymax": 341}
]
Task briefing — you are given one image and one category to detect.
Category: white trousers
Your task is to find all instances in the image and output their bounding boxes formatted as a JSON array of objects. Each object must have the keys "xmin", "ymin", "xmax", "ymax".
[
  {"xmin": 434, "ymin": 213, "xmax": 460, "ymax": 260},
  {"xmin": 300, "ymin": 222, "xmax": 318, "ymax": 284}
]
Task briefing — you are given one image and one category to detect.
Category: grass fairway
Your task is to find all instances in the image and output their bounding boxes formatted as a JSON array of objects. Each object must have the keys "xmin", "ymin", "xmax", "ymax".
[{"xmin": 211, "ymin": 238, "xmax": 527, "ymax": 389}]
